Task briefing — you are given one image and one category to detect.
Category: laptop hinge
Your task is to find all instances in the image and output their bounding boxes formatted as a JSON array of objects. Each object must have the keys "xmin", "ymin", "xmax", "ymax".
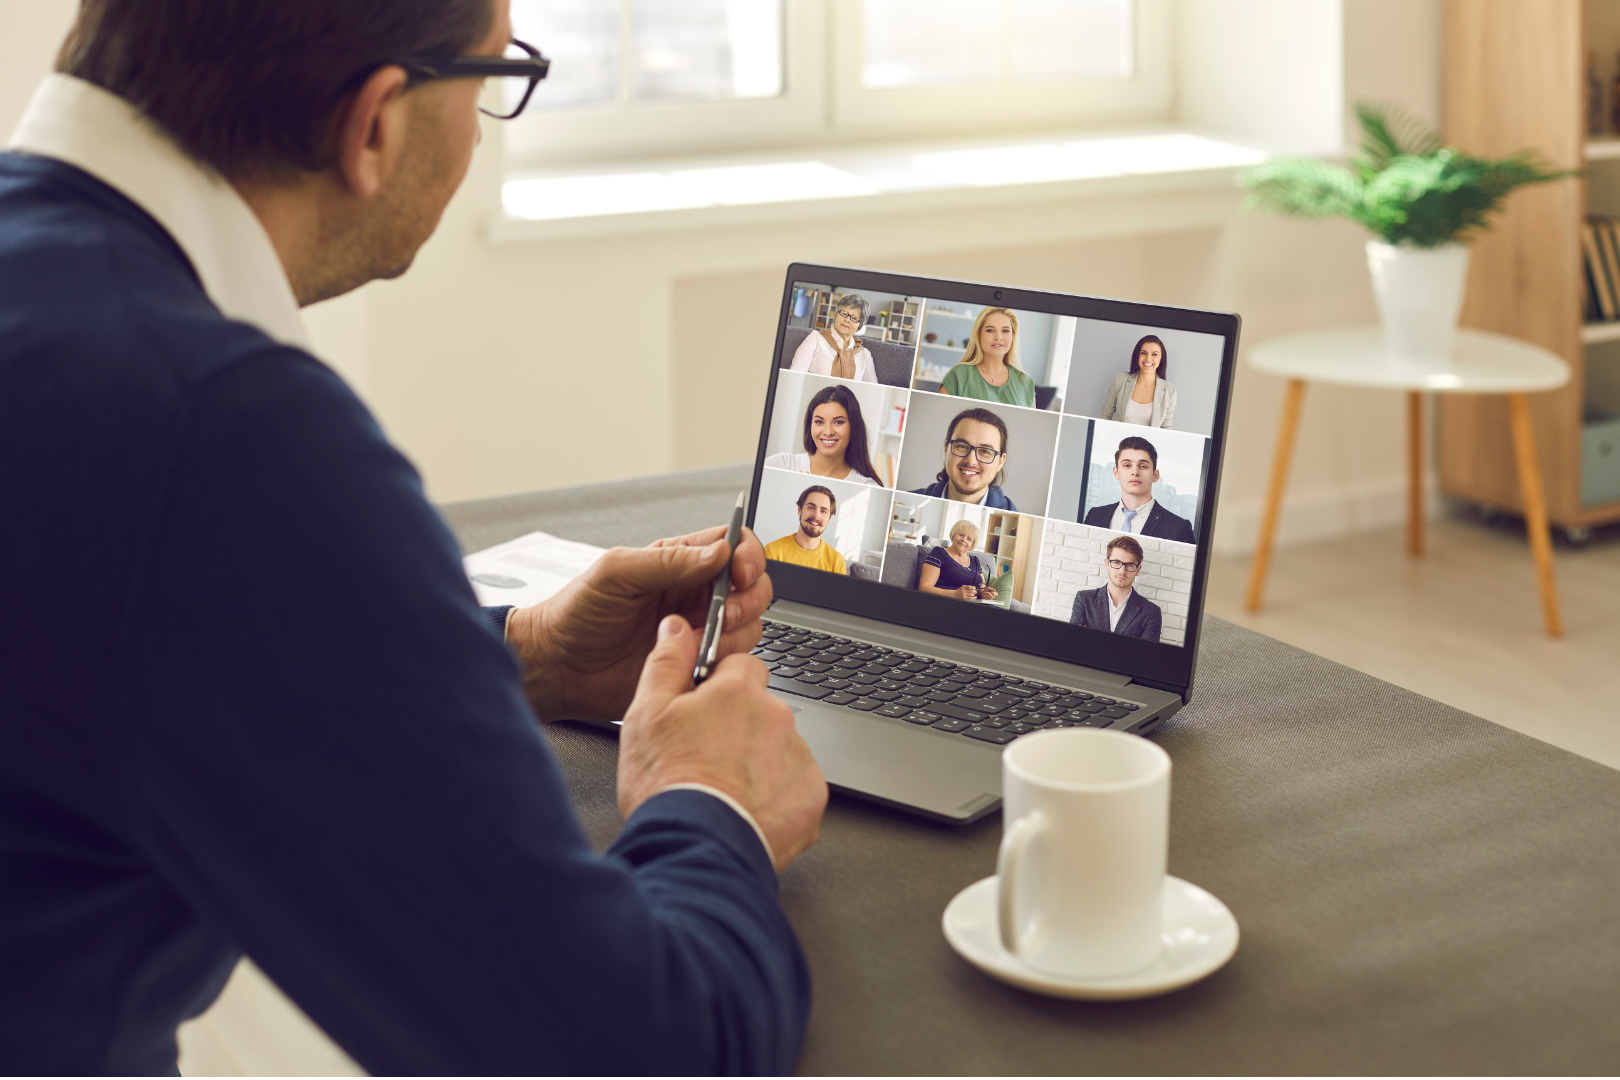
[{"xmin": 766, "ymin": 598, "xmax": 1133, "ymax": 689}]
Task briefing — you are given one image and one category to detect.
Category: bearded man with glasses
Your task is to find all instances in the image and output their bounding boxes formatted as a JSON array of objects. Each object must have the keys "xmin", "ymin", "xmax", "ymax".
[
  {"xmin": 1069, "ymin": 535, "xmax": 1163, "ymax": 641},
  {"xmin": 910, "ymin": 407, "xmax": 1018, "ymax": 510},
  {"xmin": 0, "ymin": 1, "xmax": 825, "ymax": 1074}
]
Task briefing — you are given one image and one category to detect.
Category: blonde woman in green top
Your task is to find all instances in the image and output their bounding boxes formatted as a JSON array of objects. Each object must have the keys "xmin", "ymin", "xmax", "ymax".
[{"xmin": 937, "ymin": 306, "xmax": 1036, "ymax": 409}]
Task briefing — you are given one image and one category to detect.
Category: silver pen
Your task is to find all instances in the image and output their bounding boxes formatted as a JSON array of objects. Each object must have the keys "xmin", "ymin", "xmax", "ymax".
[{"xmin": 693, "ymin": 490, "xmax": 747, "ymax": 685}]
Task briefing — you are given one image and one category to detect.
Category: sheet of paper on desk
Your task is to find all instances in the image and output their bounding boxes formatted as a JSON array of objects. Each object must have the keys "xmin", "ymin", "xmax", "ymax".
[{"xmin": 463, "ymin": 531, "xmax": 606, "ymax": 609}]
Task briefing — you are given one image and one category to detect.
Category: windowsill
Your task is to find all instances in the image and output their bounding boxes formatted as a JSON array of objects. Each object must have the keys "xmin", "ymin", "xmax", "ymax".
[{"xmin": 487, "ymin": 126, "xmax": 1287, "ymax": 244}]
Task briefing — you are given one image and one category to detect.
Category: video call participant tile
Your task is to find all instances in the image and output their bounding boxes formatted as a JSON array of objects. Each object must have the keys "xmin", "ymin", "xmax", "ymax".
[
  {"xmin": 756, "ymin": 466, "xmax": 894, "ymax": 581},
  {"xmin": 1062, "ymin": 317, "xmax": 1225, "ymax": 438},
  {"xmin": 911, "ymin": 301, "xmax": 1076, "ymax": 412},
  {"xmin": 892, "ymin": 392, "xmax": 1059, "ymax": 515},
  {"xmin": 762, "ymin": 370, "xmax": 909, "ymax": 488},
  {"xmin": 884, "ymin": 492, "xmax": 1047, "ymax": 612},
  {"xmin": 1060, "ymin": 419, "xmax": 1209, "ymax": 543},
  {"xmin": 783, "ymin": 283, "xmax": 920, "ymax": 388},
  {"xmin": 1030, "ymin": 524, "xmax": 1195, "ymax": 648}
]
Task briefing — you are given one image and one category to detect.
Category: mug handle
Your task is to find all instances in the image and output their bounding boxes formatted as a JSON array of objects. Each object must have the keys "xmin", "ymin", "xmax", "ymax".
[{"xmin": 997, "ymin": 811, "xmax": 1046, "ymax": 955}]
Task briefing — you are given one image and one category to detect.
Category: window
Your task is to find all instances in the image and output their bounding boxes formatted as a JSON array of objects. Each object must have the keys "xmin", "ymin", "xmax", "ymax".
[{"xmin": 503, "ymin": 0, "xmax": 1168, "ymax": 168}]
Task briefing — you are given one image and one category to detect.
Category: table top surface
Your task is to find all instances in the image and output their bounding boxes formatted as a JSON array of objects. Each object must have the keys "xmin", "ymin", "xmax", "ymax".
[
  {"xmin": 1248, "ymin": 326, "xmax": 1571, "ymax": 393},
  {"xmin": 441, "ymin": 465, "xmax": 1620, "ymax": 1075}
]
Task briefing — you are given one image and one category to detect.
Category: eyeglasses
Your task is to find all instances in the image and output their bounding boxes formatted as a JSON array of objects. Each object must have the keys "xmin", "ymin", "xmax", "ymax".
[
  {"xmin": 947, "ymin": 439, "xmax": 1003, "ymax": 464},
  {"xmin": 395, "ymin": 38, "xmax": 550, "ymax": 120},
  {"xmin": 835, "ymin": 310, "xmax": 862, "ymax": 321},
  {"xmin": 1106, "ymin": 558, "xmax": 1142, "ymax": 573}
]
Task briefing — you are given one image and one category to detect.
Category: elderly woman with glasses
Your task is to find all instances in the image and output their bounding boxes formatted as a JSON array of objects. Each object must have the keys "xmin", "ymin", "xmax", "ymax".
[{"xmin": 789, "ymin": 294, "xmax": 879, "ymax": 383}]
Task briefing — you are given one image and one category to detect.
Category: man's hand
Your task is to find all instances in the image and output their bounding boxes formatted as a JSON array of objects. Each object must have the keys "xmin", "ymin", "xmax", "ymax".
[
  {"xmin": 505, "ymin": 525, "xmax": 772, "ymax": 723},
  {"xmin": 618, "ymin": 615, "xmax": 826, "ymax": 870}
]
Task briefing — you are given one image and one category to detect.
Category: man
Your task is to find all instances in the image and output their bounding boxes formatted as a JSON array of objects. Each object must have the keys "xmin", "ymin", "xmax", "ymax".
[
  {"xmin": 910, "ymin": 407, "xmax": 1018, "ymax": 510},
  {"xmin": 0, "ymin": 1, "xmax": 825, "ymax": 1074},
  {"xmin": 1070, "ymin": 535, "xmax": 1163, "ymax": 641},
  {"xmin": 1082, "ymin": 435, "xmax": 1196, "ymax": 544},
  {"xmin": 764, "ymin": 486, "xmax": 847, "ymax": 574}
]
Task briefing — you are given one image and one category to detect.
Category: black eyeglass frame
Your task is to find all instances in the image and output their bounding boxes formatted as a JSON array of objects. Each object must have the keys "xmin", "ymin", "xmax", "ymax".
[
  {"xmin": 394, "ymin": 38, "xmax": 550, "ymax": 120},
  {"xmin": 945, "ymin": 438, "xmax": 1005, "ymax": 465}
]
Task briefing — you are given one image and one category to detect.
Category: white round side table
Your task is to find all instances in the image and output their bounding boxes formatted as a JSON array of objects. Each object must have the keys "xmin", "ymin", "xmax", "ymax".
[{"xmin": 1245, "ymin": 326, "xmax": 1572, "ymax": 637}]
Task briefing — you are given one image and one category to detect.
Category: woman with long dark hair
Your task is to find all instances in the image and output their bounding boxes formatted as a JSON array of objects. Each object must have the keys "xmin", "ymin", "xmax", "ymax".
[
  {"xmin": 1099, "ymin": 334, "xmax": 1177, "ymax": 428},
  {"xmin": 763, "ymin": 384, "xmax": 883, "ymax": 485}
]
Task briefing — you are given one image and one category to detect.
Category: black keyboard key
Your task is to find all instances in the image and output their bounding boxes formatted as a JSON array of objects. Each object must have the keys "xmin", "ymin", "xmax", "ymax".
[
  {"xmin": 868, "ymin": 690, "xmax": 901, "ymax": 702},
  {"xmin": 932, "ymin": 719, "xmax": 971, "ymax": 733},
  {"xmin": 768, "ymin": 675, "xmax": 833, "ymax": 699},
  {"xmin": 974, "ymin": 678, "xmax": 1005, "ymax": 691},
  {"xmin": 976, "ymin": 715, "xmax": 1009, "ymax": 729},
  {"xmin": 1069, "ymin": 690, "xmax": 1095, "ymax": 700},
  {"xmin": 875, "ymin": 703, "xmax": 912, "ymax": 718},
  {"xmin": 1002, "ymin": 708, "xmax": 1029, "ymax": 722},
  {"xmin": 906, "ymin": 675, "xmax": 939, "ymax": 688},
  {"xmin": 801, "ymin": 662, "xmax": 833, "ymax": 673},
  {"xmin": 850, "ymin": 650, "xmax": 880, "ymax": 661},
  {"xmin": 926, "ymin": 690, "xmax": 955, "ymax": 703},
  {"xmin": 1038, "ymin": 704, "xmax": 1065, "ymax": 716},
  {"xmin": 758, "ymin": 650, "xmax": 786, "ymax": 662},
  {"xmin": 821, "ymin": 678, "xmax": 854, "ymax": 691},
  {"xmin": 1093, "ymin": 697, "xmax": 1117, "ymax": 705},
  {"xmin": 1032, "ymin": 692, "xmax": 1060, "ymax": 703},
  {"xmin": 874, "ymin": 679, "xmax": 907, "ymax": 692},
  {"xmin": 795, "ymin": 672, "xmax": 828, "ymax": 684},
  {"xmin": 1003, "ymin": 722, "xmax": 1036, "ymax": 736},
  {"xmin": 786, "ymin": 646, "xmax": 816, "ymax": 659},
  {"xmin": 1055, "ymin": 696, "xmax": 1084, "ymax": 709},
  {"xmin": 962, "ymin": 726, "xmax": 1017, "ymax": 745},
  {"xmin": 898, "ymin": 661, "xmax": 929, "ymax": 673},
  {"xmin": 774, "ymin": 665, "xmax": 803, "ymax": 679},
  {"xmin": 1101, "ymin": 707, "xmax": 1130, "ymax": 719},
  {"xmin": 897, "ymin": 695, "xmax": 931, "ymax": 708},
  {"xmin": 825, "ymin": 691, "xmax": 859, "ymax": 705},
  {"xmin": 847, "ymin": 697, "xmax": 882, "ymax": 711},
  {"xmin": 974, "ymin": 699, "xmax": 1009, "ymax": 714},
  {"xmin": 826, "ymin": 644, "xmax": 856, "ymax": 656},
  {"xmin": 1120, "ymin": 702, "xmax": 1141, "ymax": 711},
  {"xmin": 999, "ymin": 684, "xmax": 1034, "ymax": 698},
  {"xmin": 957, "ymin": 686, "xmax": 990, "ymax": 699},
  {"xmin": 1002, "ymin": 675, "xmax": 1023, "ymax": 683},
  {"xmin": 850, "ymin": 672, "xmax": 880, "ymax": 685},
  {"xmin": 903, "ymin": 709, "xmax": 939, "ymax": 725},
  {"xmin": 781, "ymin": 633, "xmax": 810, "ymax": 645},
  {"xmin": 931, "ymin": 702, "xmax": 990, "ymax": 725}
]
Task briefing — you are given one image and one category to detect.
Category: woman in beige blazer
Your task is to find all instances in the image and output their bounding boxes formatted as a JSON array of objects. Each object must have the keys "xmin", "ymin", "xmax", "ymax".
[{"xmin": 1099, "ymin": 334, "xmax": 1176, "ymax": 428}]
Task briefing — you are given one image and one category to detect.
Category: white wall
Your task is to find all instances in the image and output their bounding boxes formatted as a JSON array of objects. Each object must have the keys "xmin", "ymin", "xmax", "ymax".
[{"xmin": 2, "ymin": 0, "xmax": 1446, "ymax": 556}]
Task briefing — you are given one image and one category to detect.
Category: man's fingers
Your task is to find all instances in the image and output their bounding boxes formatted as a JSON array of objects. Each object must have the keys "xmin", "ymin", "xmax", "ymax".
[
  {"xmin": 594, "ymin": 540, "xmax": 729, "ymax": 597},
  {"xmin": 730, "ymin": 527, "xmax": 765, "ymax": 590},
  {"xmin": 625, "ymin": 615, "xmax": 699, "ymax": 723}
]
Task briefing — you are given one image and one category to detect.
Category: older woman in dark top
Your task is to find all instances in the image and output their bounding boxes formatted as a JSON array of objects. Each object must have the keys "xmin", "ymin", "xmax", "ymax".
[{"xmin": 916, "ymin": 519, "xmax": 998, "ymax": 601}]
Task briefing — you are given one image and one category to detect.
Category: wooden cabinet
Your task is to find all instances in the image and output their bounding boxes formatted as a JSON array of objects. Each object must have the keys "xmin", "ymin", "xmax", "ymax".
[{"xmin": 1441, "ymin": 0, "xmax": 1620, "ymax": 534}]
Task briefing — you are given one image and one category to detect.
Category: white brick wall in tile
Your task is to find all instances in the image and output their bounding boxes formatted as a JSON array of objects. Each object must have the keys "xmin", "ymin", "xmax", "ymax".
[{"xmin": 1031, "ymin": 522, "xmax": 1195, "ymax": 647}]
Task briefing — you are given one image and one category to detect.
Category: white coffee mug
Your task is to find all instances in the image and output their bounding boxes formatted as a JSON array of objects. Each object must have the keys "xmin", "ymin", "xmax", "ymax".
[{"xmin": 997, "ymin": 727, "xmax": 1171, "ymax": 979}]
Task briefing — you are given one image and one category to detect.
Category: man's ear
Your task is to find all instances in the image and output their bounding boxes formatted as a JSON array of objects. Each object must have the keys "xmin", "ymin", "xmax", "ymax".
[{"xmin": 330, "ymin": 65, "xmax": 412, "ymax": 200}]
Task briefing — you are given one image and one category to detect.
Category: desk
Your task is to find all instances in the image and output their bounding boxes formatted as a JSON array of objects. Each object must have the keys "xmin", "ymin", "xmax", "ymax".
[
  {"xmin": 1244, "ymin": 327, "xmax": 1571, "ymax": 637},
  {"xmin": 442, "ymin": 465, "xmax": 1620, "ymax": 1075}
]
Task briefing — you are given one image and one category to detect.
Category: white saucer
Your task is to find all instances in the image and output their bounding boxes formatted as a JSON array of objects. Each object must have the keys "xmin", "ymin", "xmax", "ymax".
[{"xmin": 941, "ymin": 875, "xmax": 1239, "ymax": 1000}]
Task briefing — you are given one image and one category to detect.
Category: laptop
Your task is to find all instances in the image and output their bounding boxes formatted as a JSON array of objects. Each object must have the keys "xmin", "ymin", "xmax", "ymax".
[{"xmin": 750, "ymin": 264, "xmax": 1239, "ymax": 824}]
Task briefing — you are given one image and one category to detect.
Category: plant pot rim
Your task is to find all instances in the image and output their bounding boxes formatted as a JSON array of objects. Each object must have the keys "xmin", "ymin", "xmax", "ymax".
[{"xmin": 1365, "ymin": 239, "xmax": 1471, "ymax": 252}]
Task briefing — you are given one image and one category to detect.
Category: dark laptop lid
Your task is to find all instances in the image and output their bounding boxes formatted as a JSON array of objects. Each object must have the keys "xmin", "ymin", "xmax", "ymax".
[{"xmin": 748, "ymin": 263, "xmax": 1239, "ymax": 702}]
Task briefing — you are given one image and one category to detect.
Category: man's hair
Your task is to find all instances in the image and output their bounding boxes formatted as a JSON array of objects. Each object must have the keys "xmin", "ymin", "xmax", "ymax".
[
  {"xmin": 1106, "ymin": 534, "xmax": 1144, "ymax": 565},
  {"xmin": 796, "ymin": 485, "xmax": 836, "ymax": 515},
  {"xmin": 1114, "ymin": 435, "xmax": 1158, "ymax": 469},
  {"xmin": 57, "ymin": 0, "xmax": 493, "ymax": 180},
  {"xmin": 936, "ymin": 407, "xmax": 1010, "ymax": 490}
]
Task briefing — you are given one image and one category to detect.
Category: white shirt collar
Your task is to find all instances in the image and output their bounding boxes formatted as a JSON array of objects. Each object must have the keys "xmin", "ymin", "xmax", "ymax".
[{"xmin": 7, "ymin": 74, "xmax": 311, "ymax": 351}]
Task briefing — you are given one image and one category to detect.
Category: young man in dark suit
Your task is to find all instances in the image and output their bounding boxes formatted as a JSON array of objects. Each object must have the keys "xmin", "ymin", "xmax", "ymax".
[
  {"xmin": 1082, "ymin": 435, "xmax": 1196, "ymax": 544},
  {"xmin": 0, "ymin": 1, "xmax": 824, "ymax": 1073},
  {"xmin": 1069, "ymin": 535, "xmax": 1163, "ymax": 641}
]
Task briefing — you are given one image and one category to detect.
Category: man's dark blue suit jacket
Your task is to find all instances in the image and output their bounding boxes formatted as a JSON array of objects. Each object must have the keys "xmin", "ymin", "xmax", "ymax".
[{"xmin": 0, "ymin": 153, "xmax": 809, "ymax": 1075}]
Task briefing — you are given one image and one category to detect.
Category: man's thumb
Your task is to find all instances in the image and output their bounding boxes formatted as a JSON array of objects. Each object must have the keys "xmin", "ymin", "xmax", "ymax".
[{"xmin": 628, "ymin": 614, "xmax": 698, "ymax": 717}]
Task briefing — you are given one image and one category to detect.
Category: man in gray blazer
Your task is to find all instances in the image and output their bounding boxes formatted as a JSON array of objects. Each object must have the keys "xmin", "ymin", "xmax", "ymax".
[{"xmin": 1070, "ymin": 535, "xmax": 1163, "ymax": 641}]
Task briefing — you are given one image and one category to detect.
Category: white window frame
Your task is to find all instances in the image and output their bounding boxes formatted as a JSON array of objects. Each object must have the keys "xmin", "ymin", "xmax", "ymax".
[
  {"xmin": 502, "ymin": 0, "xmax": 1172, "ymax": 170},
  {"xmin": 829, "ymin": 0, "xmax": 1172, "ymax": 135},
  {"xmin": 504, "ymin": 0, "xmax": 826, "ymax": 167}
]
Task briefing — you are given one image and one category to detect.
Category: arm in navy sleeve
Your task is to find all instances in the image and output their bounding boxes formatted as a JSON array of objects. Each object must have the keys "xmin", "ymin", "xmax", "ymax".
[{"xmin": 118, "ymin": 346, "xmax": 809, "ymax": 1075}]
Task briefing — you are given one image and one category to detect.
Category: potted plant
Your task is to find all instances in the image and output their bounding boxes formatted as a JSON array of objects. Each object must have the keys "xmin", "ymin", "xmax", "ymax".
[{"xmin": 1241, "ymin": 103, "xmax": 1571, "ymax": 363}]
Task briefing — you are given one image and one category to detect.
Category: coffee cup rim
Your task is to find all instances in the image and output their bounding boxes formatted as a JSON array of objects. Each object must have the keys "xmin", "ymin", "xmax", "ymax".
[{"xmin": 1004, "ymin": 728, "xmax": 1170, "ymax": 792}]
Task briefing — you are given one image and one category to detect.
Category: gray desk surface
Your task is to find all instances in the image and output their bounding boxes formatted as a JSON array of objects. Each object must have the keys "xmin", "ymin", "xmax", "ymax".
[{"xmin": 442, "ymin": 465, "xmax": 1620, "ymax": 1075}]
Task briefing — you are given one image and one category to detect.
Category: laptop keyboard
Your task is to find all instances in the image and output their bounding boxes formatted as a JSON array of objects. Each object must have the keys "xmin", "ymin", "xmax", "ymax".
[{"xmin": 753, "ymin": 618, "xmax": 1143, "ymax": 746}]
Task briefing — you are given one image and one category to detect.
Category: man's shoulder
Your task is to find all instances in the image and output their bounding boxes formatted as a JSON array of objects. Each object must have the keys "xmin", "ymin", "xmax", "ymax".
[
  {"xmin": 1130, "ymin": 589, "xmax": 1163, "ymax": 612},
  {"xmin": 763, "ymin": 535, "xmax": 800, "ymax": 559},
  {"xmin": 1082, "ymin": 502, "xmax": 1111, "ymax": 525},
  {"xmin": 1149, "ymin": 503, "xmax": 1195, "ymax": 538}
]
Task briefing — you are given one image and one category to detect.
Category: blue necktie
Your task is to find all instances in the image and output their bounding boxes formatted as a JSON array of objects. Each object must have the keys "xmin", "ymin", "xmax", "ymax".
[{"xmin": 1121, "ymin": 505, "xmax": 1138, "ymax": 533}]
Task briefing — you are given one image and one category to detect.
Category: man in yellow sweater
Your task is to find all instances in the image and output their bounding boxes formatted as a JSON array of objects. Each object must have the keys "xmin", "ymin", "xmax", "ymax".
[{"xmin": 763, "ymin": 486, "xmax": 847, "ymax": 575}]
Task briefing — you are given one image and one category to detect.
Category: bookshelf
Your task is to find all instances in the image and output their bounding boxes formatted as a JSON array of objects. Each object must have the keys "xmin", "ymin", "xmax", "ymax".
[
  {"xmin": 983, "ymin": 512, "xmax": 1031, "ymax": 602},
  {"xmin": 1439, "ymin": 0, "xmax": 1620, "ymax": 538}
]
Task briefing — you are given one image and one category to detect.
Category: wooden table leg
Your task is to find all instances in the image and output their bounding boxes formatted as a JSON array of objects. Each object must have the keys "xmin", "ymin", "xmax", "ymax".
[
  {"xmin": 1507, "ymin": 392, "xmax": 1563, "ymax": 638},
  {"xmin": 1407, "ymin": 391, "xmax": 1424, "ymax": 557},
  {"xmin": 1245, "ymin": 379, "xmax": 1307, "ymax": 613}
]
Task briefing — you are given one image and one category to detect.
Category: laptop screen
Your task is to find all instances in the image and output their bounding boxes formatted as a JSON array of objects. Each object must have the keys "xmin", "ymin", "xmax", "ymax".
[{"xmin": 752, "ymin": 265, "xmax": 1236, "ymax": 692}]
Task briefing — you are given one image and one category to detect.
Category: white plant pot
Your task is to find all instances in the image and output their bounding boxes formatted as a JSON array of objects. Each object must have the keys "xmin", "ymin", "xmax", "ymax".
[{"xmin": 1366, "ymin": 240, "xmax": 1471, "ymax": 363}]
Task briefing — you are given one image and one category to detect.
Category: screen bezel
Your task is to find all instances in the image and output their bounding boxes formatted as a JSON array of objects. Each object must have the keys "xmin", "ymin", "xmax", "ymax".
[{"xmin": 750, "ymin": 263, "xmax": 1240, "ymax": 701}]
